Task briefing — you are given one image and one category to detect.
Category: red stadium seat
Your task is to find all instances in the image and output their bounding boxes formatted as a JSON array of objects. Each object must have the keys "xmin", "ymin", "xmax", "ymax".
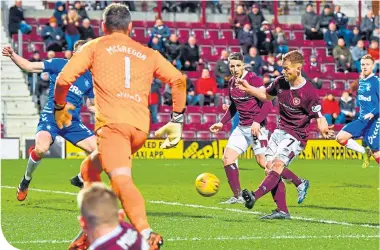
[
  {"xmin": 311, "ymin": 40, "xmax": 326, "ymax": 47},
  {"xmin": 25, "ymin": 17, "xmax": 38, "ymax": 25},
  {"xmin": 190, "ymin": 23, "xmax": 204, "ymax": 29},
  {"xmin": 183, "ymin": 131, "xmax": 196, "ymax": 140},
  {"xmin": 132, "ymin": 20, "xmax": 145, "ymax": 27},
  {"xmin": 345, "ymin": 72, "xmax": 359, "ymax": 80},
  {"xmin": 322, "ymin": 64, "xmax": 335, "ymax": 73},
  {"xmin": 178, "ymin": 28, "xmax": 191, "ymax": 42},
  {"xmin": 196, "ymin": 131, "xmax": 211, "ymax": 140},
  {"xmin": 159, "ymin": 105, "xmax": 172, "ymax": 113},
  {"xmin": 221, "ymin": 30, "xmax": 234, "ymax": 40},
  {"xmin": 186, "ymin": 106, "xmax": 202, "ymax": 113},
  {"xmin": 212, "ymin": 131, "xmax": 226, "ymax": 139},
  {"xmin": 293, "ymin": 31, "xmax": 304, "ymax": 41},
  {"xmin": 214, "ymin": 46, "xmax": 227, "ymax": 56},
  {"xmin": 31, "ymin": 43, "xmax": 45, "ymax": 53},
  {"xmin": 280, "ymin": 24, "xmax": 291, "ymax": 30},
  {"xmin": 324, "ymin": 56, "xmax": 335, "ymax": 63},
  {"xmin": 81, "ymin": 113, "xmax": 93, "ymax": 125},
  {"xmin": 266, "ymin": 114, "xmax": 278, "ymax": 125},
  {"xmin": 321, "ymin": 80, "xmax": 332, "ymax": 90},
  {"xmin": 55, "ymin": 52, "xmax": 64, "ymax": 58},
  {"xmin": 186, "ymin": 113, "xmax": 202, "ymax": 124},
  {"xmin": 205, "ymin": 29, "xmax": 219, "ymax": 40},
  {"xmin": 157, "ymin": 113, "xmax": 171, "ymax": 123},
  {"xmin": 301, "ymin": 47, "xmax": 313, "ymax": 57},
  {"xmin": 229, "ymin": 46, "xmax": 241, "ymax": 53},
  {"xmin": 38, "ymin": 18, "xmax": 50, "ymax": 26},
  {"xmin": 333, "ymin": 80, "xmax": 346, "ymax": 90},
  {"xmin": 200, "ymin": 45, "xmax": 213, "ymax": 57},
  {"xmin": 192, "ymin": 29, "xmax": 205, "ymax": 40},
  {"xmin": 203, "ymin": 113, "xmax": 217, "ymax": 124},
  {"xmin": 291, "ymin": 24, "xmax": 304, "ymax": 30},
  {"xmin": 186, "ymin": 71, "xmax": 200, "ymax": 79},
  {"xmin": 315, "ymin": 47, "xmax": 327, "ymax": 60}
]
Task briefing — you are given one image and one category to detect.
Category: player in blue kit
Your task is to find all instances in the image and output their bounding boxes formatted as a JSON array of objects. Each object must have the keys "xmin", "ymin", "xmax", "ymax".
[
  {"xmin": 2, "ymin": 40, "xmax": 97, "ymax": 201},
  {"xmin": 336, "ymin": 54, "xmax": 380, "ymax": 166}
]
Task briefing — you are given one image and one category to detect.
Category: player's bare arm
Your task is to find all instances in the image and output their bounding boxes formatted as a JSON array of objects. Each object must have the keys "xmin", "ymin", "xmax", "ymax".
[
  {"xmin": 237, "ymin": 80, "xmax": 275, "ymax": 101},
  {"xmin": 317, "ymin": 116, "xmax": 334, "ymax": 139},
  {"xmin": 86, "ymin": 98, "xmax": 96, "ymax": 114},
  {"xmin": 2, "ymin": 46, "xmax": 44, "ymax": 73}
]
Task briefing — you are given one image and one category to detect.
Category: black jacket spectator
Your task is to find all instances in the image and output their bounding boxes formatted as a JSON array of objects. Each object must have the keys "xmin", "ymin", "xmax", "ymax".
[
  {"xmin": 230, "ymin": 5, "xmax": 250, "ymax": 38},
  {"xmin": 74, "ymin": 1, "xmax": 89, "ymax": 20},
  {"xmin": 333, "ymin": 5, "xmax": 349, "ymax": 30},
  {"xmin": 165, "ymin": 34, "xmax": 182, "ymax": 61},
  {"xmin": 351, "ymin": 27, "xmax": 361, "ymax": 47},
  {"xmin": 248, "ymin": 4, "xmax": 265, "ymax": 31},
  {"xmin": 237, "ymin": 24, "xmax": 258, "ymax": 55},
  {"xmin": 180, "ymin": 38, "xmax": 201, "ymax": 71},
  {"xmin": 79, "ymin": 19, "xmax": 96, "ymax": 41},
  {"xmin": 319, "ymin": 5, "xmax": 334, "ymax": 33},
  {"xmin": 301, "ymin": 4, "xmax": 323, "ymax": 40},
  {"xmin": 256, "ymin": 21, "xmax": 274, "ymax": 55},
  {"xmin": 8, "ymin": 2, "xmax": 25, "ymax": 36},
  {"xmin": 53, "ymin": 1, "xmax": 67, "ymax": 27},
  {"xmin": 360, "ymin": 11, "xmax": 375, "ymax": 40}
]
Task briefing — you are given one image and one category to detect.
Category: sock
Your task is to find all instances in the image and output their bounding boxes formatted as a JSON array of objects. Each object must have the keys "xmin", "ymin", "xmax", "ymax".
[
  {"xmin": 254, "ymin": 171, "xmax": 281, "ymax": 200},
  {"xmin": 141, "ymin": 228, "xmax": 153, "ymax": 240},
  {"xmin": 80, "ymin": 155, "xmax": 101, "ymax": 183},
  {"xmin": 77, "ymin": 173, "xmax": 84, "ymax": 182},
  {"xmin": 111, "ymin": 175, "xmax": 150, "ymax": 232},
  {"xmin": 343, "ymin": 139, "xmax": 365, "ymax": 154},
  {"xmin": 376, "ymin": 157, "xmax": 380, "ymax": 164},
  {"xmin": 281, "ymin": 168, "xmax": 302, "ymax": 187},
  {"xmin": 25, "ymin": 149, "xmax": 42, "ymax": 180},
  {"xmin": 224, "ymin": 163, "xmax": 241, "ymax": 198},
  {"xmin": 271, "ymin": 180, "xmax": 288, "ymax": 213}
]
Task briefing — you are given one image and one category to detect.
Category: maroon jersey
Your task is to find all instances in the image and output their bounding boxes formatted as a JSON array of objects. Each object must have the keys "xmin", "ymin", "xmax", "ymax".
[
  {"xmin": 89, "ymin": 222, "xmax": 149, "ymax": 250},
  {"xmin": 266, "ymin": 76, "xmax": 322, "ymax": 146},
  {"xmin": 221, "ymin": 71, "xmax": 271, "ymax": 126}
]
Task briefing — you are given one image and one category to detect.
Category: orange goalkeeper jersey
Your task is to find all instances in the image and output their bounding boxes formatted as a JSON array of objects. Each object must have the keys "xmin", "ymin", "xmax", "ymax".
[{"xmin": 55, "ymin": 32, "xmax": 186, "ymax": 134}]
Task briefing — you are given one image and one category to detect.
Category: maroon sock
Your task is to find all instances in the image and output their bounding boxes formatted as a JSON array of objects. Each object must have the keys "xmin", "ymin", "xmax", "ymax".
[
  {"xmin": 376, "ymin": 157, "xmax": 380, "ymax": 164},
  {"xmin": 271, "ymin": 180, "xmax": 288, "ymax": 213},
  {"xmin": 281, "ymin": 168, "xmax": 302, "ymax": 187},
  {"xmin": 224, "ymin": 163, "xmax": 241, "ymax": 198},
  {"xmin": 254, "ymin": 171, "xmax": 281, "ymax": 200}
]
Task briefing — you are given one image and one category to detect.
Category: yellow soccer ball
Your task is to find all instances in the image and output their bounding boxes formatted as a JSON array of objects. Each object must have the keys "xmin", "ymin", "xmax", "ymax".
[{"xmin": 195, "ymin": 173, "xmax": 220, "ymax": 197}]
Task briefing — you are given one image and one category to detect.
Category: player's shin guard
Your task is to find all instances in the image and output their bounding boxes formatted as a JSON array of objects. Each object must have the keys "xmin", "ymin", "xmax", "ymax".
[
  {"xmin": 281, "ymin": 168, "xmax": 302, "ymax": 187},
  {"xmin": 25, "ymin": 149, "xmax": 42, "ymax": 180},
  {"xmin": 80, "ymin": 155, "xmax": 101, "ymax": 184},
  {"xmin": 271, "ymin": 180, "xmax": 288, "ymax": 213},
  {"xmin": 224, "ymin": 163, "xmax": 241, "ymax": 198},
  {"xmin": 254, "ymin": 171, "xmax": 281, "ymax": 200},
  {"xmin": 110, "ymin": 175, "xmax": 150, "ymax": 232}
]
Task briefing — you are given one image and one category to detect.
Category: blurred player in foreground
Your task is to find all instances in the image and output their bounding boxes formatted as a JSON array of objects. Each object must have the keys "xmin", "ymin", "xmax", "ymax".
[
  {"xmin": 2, "ymin": 41, "xmax": 96, "ymax": 201},
  {"xmin": 54, "ymin": 3, "xmax": 186, "ymax": 249},
  {"xmin": 237, "ymin": 50, "xmax": 334, "ymax": 219},
  {"xmin": 336, "ymin": 55, "xmax": 379, "ymax": 167},
  {"xmin": 77, "ymin": 182, "xmax": 149, "ymax": 250}
]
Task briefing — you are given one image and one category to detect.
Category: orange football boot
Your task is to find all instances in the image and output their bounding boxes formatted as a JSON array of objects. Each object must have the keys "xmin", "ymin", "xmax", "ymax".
[{"xmin": 17, "ymin": 176, "xmax": 31, "ymax": 201}]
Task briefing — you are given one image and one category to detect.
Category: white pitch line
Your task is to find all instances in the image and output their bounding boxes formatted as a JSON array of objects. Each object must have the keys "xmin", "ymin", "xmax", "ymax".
[
  {"xmin": 9, "ymin": 235, "xmax": 380, "ymax": 244},
  {"xmin": 2, "ymin": 186, "xmax": 379, "ymax": 229}
]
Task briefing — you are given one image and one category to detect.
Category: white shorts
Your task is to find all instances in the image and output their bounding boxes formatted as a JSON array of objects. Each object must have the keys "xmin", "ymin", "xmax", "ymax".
[
  {"xmin": 226, "ymin": 125, "xmax": 269, "ymax": 155},
  {"xmin": 265, "ymin": 129, "xmax": 304, "ymax": 166}
]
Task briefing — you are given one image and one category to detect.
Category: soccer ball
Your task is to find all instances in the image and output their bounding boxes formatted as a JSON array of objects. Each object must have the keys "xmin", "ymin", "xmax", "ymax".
[{"xmin": 195, "ymin": 173, "xmax": 220, "ymax": 197}]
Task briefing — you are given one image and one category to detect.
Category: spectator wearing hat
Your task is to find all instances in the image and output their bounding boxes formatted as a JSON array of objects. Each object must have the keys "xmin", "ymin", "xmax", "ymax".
[
  {"xmin": 230, "ymin": 5, "xmax": 250, "ymax": 38},
  {"xmin": 53, "ymin": 1, "xmax": 67, "ymax": 27},
  {"xmin": 41, "ymin": 16, "xmax": 64, "ymax": 51},
  {"xmin": 237, "ymin": 23, "xmax": 258, "ymax": 55},
  {"xmin": 324, "ymin": 22, "xmax": 339, "ymax": 55},
  {"xmin": 301, "ymin": 3, "xmax": 323, "ymax": 40},
  {"xmin": 256, "ymin": 20, "xmax": 274, "ymax": 55},
  {"xmin": 319, "ymin": 4, "xmax": 334, "ymax": 34},
  {"xmin": 272, "ymin": 26, "xmax": 288, "ymax": 55},
  {"xmin": 248, "ymin": 4, "xmax": 265, "ymax": 31},
  {"xmin": 304, "ymin": 54, "xmax": 321, "ymax": 73}
]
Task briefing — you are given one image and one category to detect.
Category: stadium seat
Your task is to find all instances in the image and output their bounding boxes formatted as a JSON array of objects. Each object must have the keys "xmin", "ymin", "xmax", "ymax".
[
  {"xmin": 345, "ymin": 72, "xmax": 359, "ymax": 80},
  {"xmin": 81, "ymin": 113, "xmax": 93, "ymax": 125},
  {"xmin": 157, "ymin": 113, "xmax": 171, "ymax": 123},
  {"xmin": 205, "ymin": 29, "xmax": 219, "ymax": 40},
  {"xmin": 315, "ymin": 47, "xmax": 327, "ymax": 60},
  {"xmin": 280, "ymin": 24, "xmax": 291, "ymax": 30},
  {"xmin": 186, "ymin": 113, "xmax": 202, "ymax": 124},
  {"xmin": 229, "ymin": 46, "xmax": 241, "ymax": 53},
  {"xmin": 322, "ymin": 64, "xmax": 335, "ymax": 73},
  {"xmin": 333, "ymin": 80, "xmax": 346, "ymax": 90},
  {"xmin": 186, "ymin": 106, "xmax": 202, "ymax": 113},
  {"xmin": 159, "ymin": 106, "xmax": 172, "ymax": 113},
  {"xmin": 25, "ymin": 17, "xmax": 38, "ymax": 25},
  {"xmin": 214, "ymin": 46, "xmax": 227, "ymax": 56},
  {"xmin": 183, "ymin": 131, "xmax": 196, "ymax": 140},
  {"xmin": 192, "ymin": 29, "xmax": 205, "ymax": 40},
  {"xmin": 203, "ymin": 113, "xmax": 217, "ymax": 124},
  {"xmin": 31, "ymin": 42, "xmax": 45, "ymax": 52},
  {"xmin": 38, "ymin": 18, "xmax": 50, "ymax": 26},
  {"xmin": 132, "ymin": 20, "xmax": 145, "ymax": 27},
  {"xmin": 186, "ymin": 71, "xmax": 200, "ymax": 79},
  {"xmin": 266, "ymin": 114, "xmax": 278, "ymax": 125},
  {"xmin": 221, "ymin": 30, "xmax": 234, "ymax": 40},
  {"xmin": 190, "ymin": 23, "xmax": 204, "ymax": 29},
  {"xmin": 321, "ymin": 80, "xmax": 332, "ymax": 90},
  {"xmin": 178, "ymin": 28, "xmax": 191, "ymax": 42},
  {"xmin": 212, "ymin": 131, "xmax": 226, "ymax": 139},
  {"xmin": 293, "ymin": 31, "xmax": 304, "ymax": 41},
  {"xmin": 290, "ymin": 24, "xmax": 304, "ymax": 30},
  {"xmin": 324, "ymin": 56, "xmax": 335, "ymax": 63},
  {"xmin": 196, "ymin": 131, "xmax": 211, "ymax": 140},
  {"xmin": 132, "ymin": 28, "xmax": 146, "ymax": 42}
]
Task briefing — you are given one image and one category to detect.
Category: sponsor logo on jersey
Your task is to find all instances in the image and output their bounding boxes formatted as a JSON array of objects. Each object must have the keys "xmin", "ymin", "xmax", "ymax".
[
  {"xmin": 358, "ymin": 95, "xmax": 371, "ymax": 102},
  {"xmin": 84, "ymin": 79, "xmax": 90, "ymax": 88},
  {"xmin": 116, "ymin": 92, "xmax": 142, "ymax": 103},
  {"xmin": 312, "ymin": 105, "xmax": 322, "ymax": 112},
  {"xmin": 279, "ymin": 101, "xmax": 297, "ymax": 111},
  {"xmin": 69, "ymin": 85, "xmax": 84, "ymax": 96}
]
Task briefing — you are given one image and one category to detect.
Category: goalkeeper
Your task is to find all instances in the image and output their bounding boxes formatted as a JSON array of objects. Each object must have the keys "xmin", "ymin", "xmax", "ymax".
[{"xmin": 53, "ymin": 3, "xmax": 186, "ymax": 249}]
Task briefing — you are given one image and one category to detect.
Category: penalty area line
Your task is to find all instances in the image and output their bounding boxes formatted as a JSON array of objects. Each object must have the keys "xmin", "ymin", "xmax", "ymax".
[{"xmin": 2, "ymin": 186, "xmax": 379, "ymax": 229}]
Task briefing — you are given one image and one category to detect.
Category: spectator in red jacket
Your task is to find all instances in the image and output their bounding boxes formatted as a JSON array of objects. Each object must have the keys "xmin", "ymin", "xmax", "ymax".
[
  {"xmin": 368, "ymin": 39, "xmax": 379, "ymax": 72},
  {"xmin": 305, "ymin": 54, "xmax": 321, "ymax": 73},
  {"xmin": 195, "ymin": 69, "xmax": 220, "ymax": 107},
  {"xmin": 322, "ymin": 93, "xmax": 341, "ymax": 125}
]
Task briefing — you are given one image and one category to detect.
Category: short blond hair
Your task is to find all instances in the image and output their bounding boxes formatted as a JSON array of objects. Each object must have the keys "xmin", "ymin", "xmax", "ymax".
[
  {"xmin": 361, "ymin": 54, "xmax": 374, "ymax": 63},
  {"xmin": 282, "ymin": 50, "xmax": 305, "ymax": 66},
  {"xmin": 73, "ymin": 40, "xmax": 87, "ymax": 52},
  {"xmin": 77, "ymin": 183, "xmax": 119, "ymax": 228}
]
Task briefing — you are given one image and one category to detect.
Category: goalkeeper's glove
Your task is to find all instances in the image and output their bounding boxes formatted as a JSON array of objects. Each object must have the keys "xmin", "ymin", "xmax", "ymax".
[
  {"xmin": 154, "ymin": 110, "xmax": 185, "ymax": 149},
  {"xmin": 54, "ymin": 102, "xmax": 75, "ymax": 129}
]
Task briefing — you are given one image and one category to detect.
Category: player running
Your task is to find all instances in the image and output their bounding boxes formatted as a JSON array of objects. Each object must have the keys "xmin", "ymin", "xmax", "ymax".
[
  {"xmin": 336, "ymin": 55, "xmax": 379, "ymax": 167},
  {"xmin": 2, "ymin": 40, "xmax": 97, "ymax": 201},
  {"xmin": 210, "ymin": 52, "xmax": 310, "ymax": 205},
  {"xmin": 53, "ymin": 4, "xmax": 186, "ymax": 249},
  {"xmin": 237, "ymin": 50, "xmax": 334, "ymax": 219},
  {"xmin": 77, "ymin": 183, "xmax": 149, "ymax": 250}
]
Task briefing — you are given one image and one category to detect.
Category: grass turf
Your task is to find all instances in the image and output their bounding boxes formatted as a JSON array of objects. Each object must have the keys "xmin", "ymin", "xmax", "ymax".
[{"xmin": 1, "ymin": 159, "xmax": 379, "ymax": 250}]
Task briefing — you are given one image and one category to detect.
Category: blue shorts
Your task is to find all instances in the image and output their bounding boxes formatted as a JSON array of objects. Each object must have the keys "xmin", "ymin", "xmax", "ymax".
[
  {"xmin": 36, "ymin": 117, "xmax": 94, "ymax": 145},
  {"xmin": 342, "ymin": 117, "xmax": 380, "ymax": 151}
]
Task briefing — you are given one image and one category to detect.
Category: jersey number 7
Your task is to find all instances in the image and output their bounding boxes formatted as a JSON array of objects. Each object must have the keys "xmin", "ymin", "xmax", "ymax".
[{"xmin": 124, "ymin": 57, "xmax": 131, "ymax": 89}]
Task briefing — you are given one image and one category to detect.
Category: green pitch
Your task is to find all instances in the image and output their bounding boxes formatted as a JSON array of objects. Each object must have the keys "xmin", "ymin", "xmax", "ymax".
[{"xmin": 1, "ymin": 159, "xmax": 379, "ymax": 250}]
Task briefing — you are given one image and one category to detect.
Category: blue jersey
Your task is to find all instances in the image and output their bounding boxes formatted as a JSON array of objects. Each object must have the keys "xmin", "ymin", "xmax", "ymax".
[
  {"xmin": 357, "ymin": 74, "xmax": 379, "ymax": 119},
  {"xmin": 42, "ymin": 58, "xmax": 94, "ymax": 120}
]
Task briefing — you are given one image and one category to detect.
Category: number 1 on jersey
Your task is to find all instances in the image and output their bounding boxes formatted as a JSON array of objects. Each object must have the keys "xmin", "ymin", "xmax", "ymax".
[{"xmin": 124, "ymin": 57, "xmax": 131, "ymax": 88}]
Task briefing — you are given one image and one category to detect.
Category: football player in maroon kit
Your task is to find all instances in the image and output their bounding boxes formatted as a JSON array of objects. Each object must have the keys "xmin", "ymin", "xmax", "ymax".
[{"xmin": 237, "ymin": 50, "xmax": 334, "ymax": 219}]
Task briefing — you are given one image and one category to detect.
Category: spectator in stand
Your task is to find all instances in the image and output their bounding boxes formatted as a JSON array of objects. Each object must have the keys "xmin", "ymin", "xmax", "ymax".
[
  {"xmin": 333, "ymin": 38, "xmax": 352, "ymax": 73},
  {"xmin": 73, "ymin": 1, "xmax": 89, "ymax": 20},
  {"xmin": 63, "ymin": 10, "xmax": 81, "ymax": 51},
  {"xmin": 237, "ymin": 23, "xmax": 257, "ymax": 55},
  {"xmin": 324, "ymin": 22, "xmax": 339, "ymax": 55},
  {"xmin": 36, "ymin": 72, "xmax": 50, "ymax": 112},
  {"xmin": 368, "ymin": 39, "xmax": 379, "ymax": 72},
  {"xmin": 148, "ymin": 90, "xmax": 159, "ymax": 124},
  {"xmin": 46, "ymin": 50, "xmax": 56, "ymax": 60},
  {"xmin": 372, "ymin": 27, "xmax": 380, "ymax": 40},
  {"xmin": 195, "ymin": 69, "xmax": 220, "ymax": 107},
  {"xmin": 53, "ymin": 1, "xmax": 67, "ymax": 27},
  {"xmin": 64, "ymin": 49, "xmax": 72, "ymax": 59},
  {"xmin": 333, "ymin": 5, "xmax": 352, "ymax": 47},
  {"xmin": 319, "ymin": 4, "xmax": 334, "ymax": 34},
  {"xmin": 186, "ymin": 77, "xmax": 198, "ymax": 105},
  {"xmin": 322, "ymin": 93, "xmax": 341, "ymax": 125},
  {"xmin": 215, "ymin": 50, "xmax": 231, "ymax": 88},
  {"xmin": 164, "ymin": 34, "xmax": 182, "ymax": 70},
  {"xmin": 27, "ymin": 51, "xmax": 42, "ymax": 94},
  {"xmin": 262, "ymin": 73, "xmax": 271, "ymax": 87},
  {"xmin": 148, "ymin": 36, "xmax": 165, "ymax": 56},
  {"xmin": 262, "ymin": 54, "xmax": 280, "ymax": 80},
  {"xmin": 79, "ymin": 18, "xmax": 96, "ymax": 41},
  {"xmin": 351, "ymin": 40, "xmax": 367, "ymax": 72},
  {"xmin": 230, "ymin": 5, "xmax": 249, "ymax": 38},
  {"xmin": 338, "ymin": 91, "xmax": 356, "ymax": 124},
  {"xmin": 150, "ymin": 19, "xmax": 171, "ymax": 43},
  {"xmin": 256, "ymin": 20, "xmax": 274, "ymax": 55},
  {"xmin": 42, "ymin": 17, "xmax": 64, "ymax": 52},
  {"xmin": 8, "ymin": 0, "xmax": 31, "ymax": 36},
  {"xmin": 151, "ymin": 78, "xmax": 162, "ymax": 107},
  {"xmin": 272, "ymin": 26, "xmax": 288, "ymax": 56},
  {"xmin": 163, "ymin": 84, "xmax": 172, "ymax": 105},
  {"xmin": 350, "ymin": 27, "xmax": 361, "ymax": 47},
  {"xmin": 301, "ymin": 3, "xmax": 323, "ymax": 40},
  {"xmin": 208, "ymin": 0, "xmax": 223, "ymax": 14},
  {"xmin": 180, "ymin": 36, "xmax": 203, "ymax": 71},
  {"xmin": 360, "ymin": 10, "xmax": 375, "ymax": 41},
  {"xmin": 305, "ymin": 54, "xmax": 321, "ymax": 73},
  {"xmin": 248, "ymin": 4, "xmax": 265, "ymax": 31},
  {"xmin": 243, "ymin": 46, "xmax": 263, "ymax": 76}
]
